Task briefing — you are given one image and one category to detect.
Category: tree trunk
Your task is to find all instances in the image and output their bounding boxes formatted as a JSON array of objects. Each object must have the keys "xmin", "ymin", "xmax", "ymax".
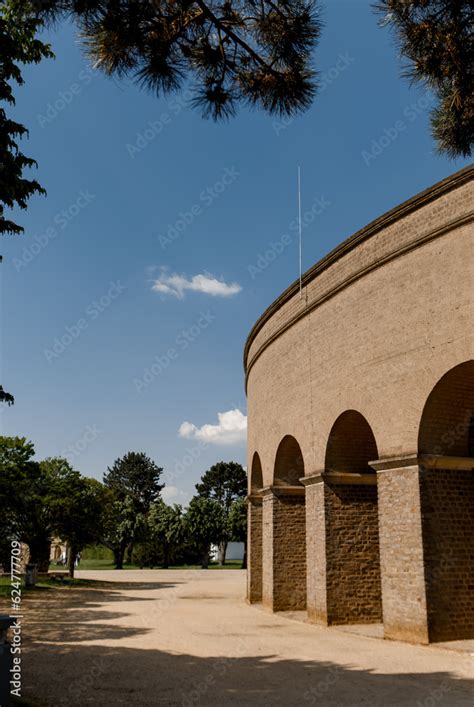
[
  {"xmin": 28, "ymin": 536, "xmax": 51, "ymax": 574},
  {"xmin": 114, "ymin": 539, "xmax": 127, "ymax": 569},
  {"xmin": 68, "ymin": 545, "xmax": 77, "ymax": 579},
  {"xmin": 201, "ymin": 547, "xmax": 209, "ymax": 569},
  {"xmin": 114, "ymin": 549, "xmax": 123, "ymax": 569},
  {"xmin": 217, "ymin": 540, "xmax": 227, "ymax": 566},
  {"xmin": 126, "ymin": 541, "xmax": 134, "ymax": 565},
  {"xmin": 162, "ymin": 545, "xmax": 169, "ymax": 569},
  {"xmin": 241, "ymin": 541, "xmax": 247, "ymax": 570}
]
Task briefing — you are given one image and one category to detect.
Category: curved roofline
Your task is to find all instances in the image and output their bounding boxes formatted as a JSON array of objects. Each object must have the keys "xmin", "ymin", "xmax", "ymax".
[{"xmin": 244, "ymin": 165, "xmax": 473, "ymax": 375}]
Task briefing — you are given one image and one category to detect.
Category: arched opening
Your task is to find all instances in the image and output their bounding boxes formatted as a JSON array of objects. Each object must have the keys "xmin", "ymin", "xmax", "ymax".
[
  {"xmin": 418, "ymin": 360, "xmax": 474, "ymax": 641},
  {"xmin": 323, "ymin": 411, "xmax": 382, "ymax": 625},
  {"xmin": 325, "ymin": 410, "xmax": 378, "ymax": 474},
  {"xmin": 250, "ymin": 452, "xmax": 263, "ymax": 492},
  {"xmin": 262, "ymin": 436, "xmax": 306, "ymax": 611},
  {"xmin": 274, "ymin": 435, "xmax": 305, "ymax": 486},
  {"xmin": 248, "ymin": 452, "xmax": 263, "ymax": 603}
]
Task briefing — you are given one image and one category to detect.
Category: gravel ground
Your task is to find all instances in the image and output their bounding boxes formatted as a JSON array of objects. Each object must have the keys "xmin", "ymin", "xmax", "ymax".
[{"xmin": 5, "ymin": 569, "xmax": 474, "ymax": 706}]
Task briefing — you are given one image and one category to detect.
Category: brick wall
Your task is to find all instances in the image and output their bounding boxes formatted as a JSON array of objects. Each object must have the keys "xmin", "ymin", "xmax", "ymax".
[
  {"xmin": 246, "ymin": 167, "xmax": 474, "ymax": 642},
  {"xmin": 420, "ymin": 468, "xmax": 474, "ymax": 641},
  {"xmin": 262, "ymin": 494, "xmax": 274, "ymax": 610},
  {"xmin": 377, "ymin": 465, "xmax": 429, "ymax": 643},
  {"xmin": 306, "ymin": 483, "xmax": 328, "ymax": 623},
  {"xmin": 262, "ymin": 492, "xmax": 306, "ymax": 611},
  {"xmin": 324, "ymin": 483, "xmax": 382, "ymax": 624},
  {"xmin": 247, "ymin": 501, "xmax": 263, "ymax": 603}
]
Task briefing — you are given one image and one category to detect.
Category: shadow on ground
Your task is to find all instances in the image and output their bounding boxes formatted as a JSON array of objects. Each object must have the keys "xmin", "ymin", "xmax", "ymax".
[
  {"xmin": 21, "ymin": 642, "xmax": 472, "ymax": 706},
  {"xmin": 5, "ymin": 582, "xmax": 473, "ymax": 706}
]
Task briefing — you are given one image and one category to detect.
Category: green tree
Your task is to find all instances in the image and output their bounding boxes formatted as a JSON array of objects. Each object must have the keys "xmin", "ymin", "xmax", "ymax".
[
  {"xmin": 0, "ymin": 1, "xmax": 52, "ymax": 236},
  {"xmin": 185, "ymin": 497, "xmax": 226, "ymax": 569},
  {"xmin": 102, "ymin": 494, "xmax": 143, "ymax": 569},
  {"xmin": 104, "ymin": 451, "xmax": 164, "ymax": 512},
  {"xmin": 195, "ymin": 461, "xmax": 247, "ymax": 565},
  {"xmin": 104, "ymin": 451, "xmax": 164, "ymax": 564},
  {"xmin": 33, "ymin": 0, "xmax": 321, "ymax": 120},
  {"xmin": 0, "ymin": 437, "xmax": 59, "ymax": 572},
  {"xmin": 0, "ymin": 436, "xmax": 44, "ymax": 568},
  {"xmin": 0, "ymin": 385, "xmax": 14, "ymax": 405},
  {"xmin": 46, "ymin": 459, "xmax": 109, "ymax": 577},
  {"xmin": 148, "ymin": 500, "xmax": 185, "ymax": 569},
  {"xmin": 0, "ymin": 2, "xmax": 52, "ymax": 402},
  {"xmin": 377, "ymin": 1, "xmax": 473, "ymax": 157},
  {"xmin": 228, "ymin": 497, "xmax": 248, "ymax": 569}
]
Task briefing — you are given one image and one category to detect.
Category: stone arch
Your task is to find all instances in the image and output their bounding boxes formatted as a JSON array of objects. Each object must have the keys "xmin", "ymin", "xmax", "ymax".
[
  {"xmin": 250, "ymin": 451, "xmax": 263, "ymax": 492},
  {"xmin": 418, "ymin": 360, "xmax": 474, "ymax": 457},
  {"xmin": 417, "ymin": 360, "xmax": 474, "ymax": 641},
  {"xmin": 247, "ymin": 452, "xmax": 264, "ymax": 603},
  {"xmin": 322, "ymin": 410, "xmax": 382, "ymax": 625},
  {"xmin": 262, "ymin": 435, "xmax": 306, "ymax": 611},
  {"xmin": 325, "ymin": 409, "xmax": 378, "ymax": 474},
  {"xmin": 273, "ymin": 435, "xmax": 305, "ymax": 486}
]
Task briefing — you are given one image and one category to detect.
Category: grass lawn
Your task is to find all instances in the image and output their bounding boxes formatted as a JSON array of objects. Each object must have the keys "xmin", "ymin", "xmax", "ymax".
[
  {"xmin": 75, "ymin": 558, "xmax": 244, "ymax": 571},
  {"xmin": 0, "ymin": 575, "xmax": 100, "ymax": 599}
]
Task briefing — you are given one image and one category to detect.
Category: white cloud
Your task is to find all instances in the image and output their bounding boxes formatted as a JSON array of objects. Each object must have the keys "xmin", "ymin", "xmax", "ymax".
[
  {"xmin": 179, "ymin": 409, "xmax": 247, "ymax": 446},
  {"xmin": 161, "ymin": 486, "xmax": 189, "ymax": 505},
  {"xmin": 152, "ymin": 271, "xmax": 241, "ymax": 299}
]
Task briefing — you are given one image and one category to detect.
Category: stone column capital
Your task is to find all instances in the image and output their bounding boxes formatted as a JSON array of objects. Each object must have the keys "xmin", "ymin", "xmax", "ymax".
[{"xmin": 261, "ymin": 484, "xmax": 305, "ymax": 498}]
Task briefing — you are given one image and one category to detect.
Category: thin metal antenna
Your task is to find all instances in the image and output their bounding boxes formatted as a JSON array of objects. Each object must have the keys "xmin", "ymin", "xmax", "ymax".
[{"xmin": 298, "ymin": 166, "xmax": 302, "ymax": 298}]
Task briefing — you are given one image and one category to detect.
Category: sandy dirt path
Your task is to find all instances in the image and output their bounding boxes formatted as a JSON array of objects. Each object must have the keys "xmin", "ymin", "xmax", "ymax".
[{"xmin": 5, "ymin": 569, "xmax": 474, "ymax": 706}]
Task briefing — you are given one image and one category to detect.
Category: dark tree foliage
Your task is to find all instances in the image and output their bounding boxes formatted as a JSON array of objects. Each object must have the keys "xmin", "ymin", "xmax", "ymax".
[
  {"xmin": 0, "ymin": 436, "xmax": 45, "ymax": 568},
  {"xmin": 228, "ymin": 496, "xmax": 247, "ymax": 567},
  {"xmin": 45, "ymin": 459, "xmax": 109, "ymax": 577},
  {"xmin": 104, "ymin": 451, "xmax": 164, "ymax": 513},
  {"xmin": 31, "ymin": 0, "xmax": 321, "ymax": 120},
  {"xmin": 0, "ymin": 1, "xmax": 52, "ymax": 236},
  {"xmin": 0, "ymin": 385, "xmax": 14, "ymax": 405},
  {"xmin": 195, "ymin": 460, "xmax": 247, "ymax": 512},
  {"xmin": 377, "ymin": 0, "xmax": 473, "ymax": 158},
  {"xmin": 185, "ymin": 496, "xmax": 226, "ymax": 568},
  {"xmin": 195, "ymin": 460, "xmax": 247, "ymax": 565}
]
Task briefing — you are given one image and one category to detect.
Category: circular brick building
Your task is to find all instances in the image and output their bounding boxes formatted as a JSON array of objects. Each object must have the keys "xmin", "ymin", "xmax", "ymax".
[{"xmin": 245, "ymin": 166, "xmax": 473, "ymax": 644}]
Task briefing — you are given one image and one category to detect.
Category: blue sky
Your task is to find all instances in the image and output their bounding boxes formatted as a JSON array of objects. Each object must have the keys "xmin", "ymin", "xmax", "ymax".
[{"xmin": 1, "ymin": 0, "xmax": 470, "ymax": 505}]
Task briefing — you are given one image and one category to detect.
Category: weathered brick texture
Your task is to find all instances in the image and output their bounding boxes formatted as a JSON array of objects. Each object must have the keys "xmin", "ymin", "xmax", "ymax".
[
  {"xmin": 324, "ymin": 483, "xmax": 382, "ymax": 624},
  {"xmin": 305, "ymin": 483, "xmax": 327, "ymax": 624},
  {"xmin": 262, "ymin": 492, "xmax": 306, "ymax": 611},
  {"xmin": 377, "ymin": 465, "xmax": 429, "ymax": 644},
  {"xmin": 420, "ymin": 468, "xmax": 474, "ymax": 641},
  {"xmin": 247, "ymin": 500, "xmax": 263, "ymax": 603}
]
